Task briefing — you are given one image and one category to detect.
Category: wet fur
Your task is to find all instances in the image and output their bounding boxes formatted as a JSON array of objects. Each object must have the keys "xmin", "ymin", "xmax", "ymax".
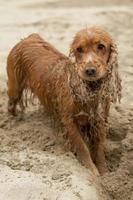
[{"xmin": 7, "ymin": 28, "xmax": 122, "ymax": 176}]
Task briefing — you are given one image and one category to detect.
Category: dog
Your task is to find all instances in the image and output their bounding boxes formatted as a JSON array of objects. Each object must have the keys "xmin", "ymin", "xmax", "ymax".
[{"xmin": 7, "ymin": 27, "xmax": 122, "ymax": 176}]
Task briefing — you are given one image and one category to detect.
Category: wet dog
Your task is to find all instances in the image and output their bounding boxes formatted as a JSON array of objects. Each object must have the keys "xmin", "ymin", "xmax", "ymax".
[{"xmin": 7, "ymin": 27, "xmax": 121, "ymax": 175}]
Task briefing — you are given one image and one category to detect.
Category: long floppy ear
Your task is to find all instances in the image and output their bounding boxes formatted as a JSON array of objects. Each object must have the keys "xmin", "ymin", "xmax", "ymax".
[
  {"xmin": 108, "ymin": 40, "xmax": 122, "ymax": 103},
  {"xmin": 69, "ymin": 48, "xmax": 75, "ymax": 64},
  {"xmin": 69, "ymin": 38, "xmax": 77, "ymax": 64}
]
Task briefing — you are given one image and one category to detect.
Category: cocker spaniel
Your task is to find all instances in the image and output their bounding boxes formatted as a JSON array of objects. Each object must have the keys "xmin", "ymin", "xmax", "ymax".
[{"xmin": 7, "ymin": 27, "xmax": 122, "ymax": 176}]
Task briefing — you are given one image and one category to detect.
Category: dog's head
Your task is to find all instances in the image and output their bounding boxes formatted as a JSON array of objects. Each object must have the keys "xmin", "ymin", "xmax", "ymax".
[
  {"xmin": 69, "ymin": 26, "xmax": 118, "ymax": 82},
  {"xmin": 69, "ymin": 26, "xmax": 122, "ymax": 102}
]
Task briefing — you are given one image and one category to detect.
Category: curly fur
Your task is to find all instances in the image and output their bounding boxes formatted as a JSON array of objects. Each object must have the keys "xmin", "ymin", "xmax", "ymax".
[{"xmin": 7, "ymin": 27, "xmax": 122, "ymax": 176}]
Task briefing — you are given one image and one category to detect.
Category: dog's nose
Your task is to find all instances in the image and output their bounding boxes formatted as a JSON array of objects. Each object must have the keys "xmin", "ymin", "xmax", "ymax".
[{"xmin": 85, "ymin": 67, "xmax": 96, "ymax": 76}]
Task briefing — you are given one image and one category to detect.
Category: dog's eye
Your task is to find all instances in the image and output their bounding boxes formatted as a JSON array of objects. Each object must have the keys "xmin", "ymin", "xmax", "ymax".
[
  {"xmin": 77, "ymin": 47, "xmax": 84, "ymax": 53},
  {"xmin": 97, "ymin": 44, "xmax": 105, "ymax": 50}
]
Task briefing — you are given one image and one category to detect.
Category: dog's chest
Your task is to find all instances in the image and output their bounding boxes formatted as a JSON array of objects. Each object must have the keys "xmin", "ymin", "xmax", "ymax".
[{"xmin": 73, "ymin": 97, "xmax": 100, "ymax": 125}]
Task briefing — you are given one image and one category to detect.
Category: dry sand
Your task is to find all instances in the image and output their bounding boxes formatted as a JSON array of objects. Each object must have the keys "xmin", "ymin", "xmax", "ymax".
[{"xmin": 0, "ymin": 0, "xmax": 133, "ymax": 199}]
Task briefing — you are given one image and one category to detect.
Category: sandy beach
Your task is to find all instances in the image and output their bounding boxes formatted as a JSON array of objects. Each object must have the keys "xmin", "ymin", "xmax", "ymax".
[{"xmin": 0, "ymin": 0, "xmax": 133, "ymax": 199}]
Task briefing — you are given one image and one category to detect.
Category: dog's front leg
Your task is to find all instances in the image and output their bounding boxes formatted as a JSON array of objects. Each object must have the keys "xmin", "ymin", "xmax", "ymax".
[
  {"xmin": 64, "ymin": 119, "xmax": 99, "ymax": 176},
  {"xmin": 91, "ymin": 121, "xmax": 108, "ymax": 175}
]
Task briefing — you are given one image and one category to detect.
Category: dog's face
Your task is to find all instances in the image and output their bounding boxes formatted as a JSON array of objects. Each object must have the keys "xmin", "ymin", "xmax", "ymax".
[{"xmin": 70, "ymin": 27, "xmax": 113, "ymax": 81}]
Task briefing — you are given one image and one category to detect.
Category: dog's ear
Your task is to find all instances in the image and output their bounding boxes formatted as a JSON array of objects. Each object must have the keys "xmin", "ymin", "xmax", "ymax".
[
  {"xmin": 69, "ymin": 38, "xmax": 77, "ymax": 64},
  {"xmin": 108, "ymin": 41, "xmax": 122, "ymax": 103},
  {"xmin": 69, "ymin": 48, "xmax": 75, "ymax": 64}
]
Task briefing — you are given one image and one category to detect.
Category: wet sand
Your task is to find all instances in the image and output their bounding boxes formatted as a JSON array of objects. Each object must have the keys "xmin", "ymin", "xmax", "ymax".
[{"xmin": 0, "ymin": 0, "xmax": 133, "ymax": 199}]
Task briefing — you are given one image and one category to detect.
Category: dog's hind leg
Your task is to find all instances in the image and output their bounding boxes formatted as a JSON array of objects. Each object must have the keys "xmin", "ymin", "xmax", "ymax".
[{"xmin": 7, "ymin": 65, "xmax": 25, "ymax": 116}]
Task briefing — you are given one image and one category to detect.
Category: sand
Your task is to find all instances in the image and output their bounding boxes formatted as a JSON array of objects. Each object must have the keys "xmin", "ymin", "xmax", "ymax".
[{"xmin": 0, "ymin": 0, "xmax": 133, "ymax": 199}]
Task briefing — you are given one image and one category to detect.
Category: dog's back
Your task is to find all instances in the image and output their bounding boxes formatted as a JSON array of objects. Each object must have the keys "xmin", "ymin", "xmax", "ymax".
[{"xmin": 7, "ymin": 33, "xmax": 68, "ymax": 115}]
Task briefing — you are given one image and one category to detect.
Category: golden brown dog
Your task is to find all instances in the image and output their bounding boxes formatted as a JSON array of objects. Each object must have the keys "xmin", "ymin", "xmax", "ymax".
[{"xmin": 7, "ymin": 27, "xmax": 122, "ymax": 176}]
